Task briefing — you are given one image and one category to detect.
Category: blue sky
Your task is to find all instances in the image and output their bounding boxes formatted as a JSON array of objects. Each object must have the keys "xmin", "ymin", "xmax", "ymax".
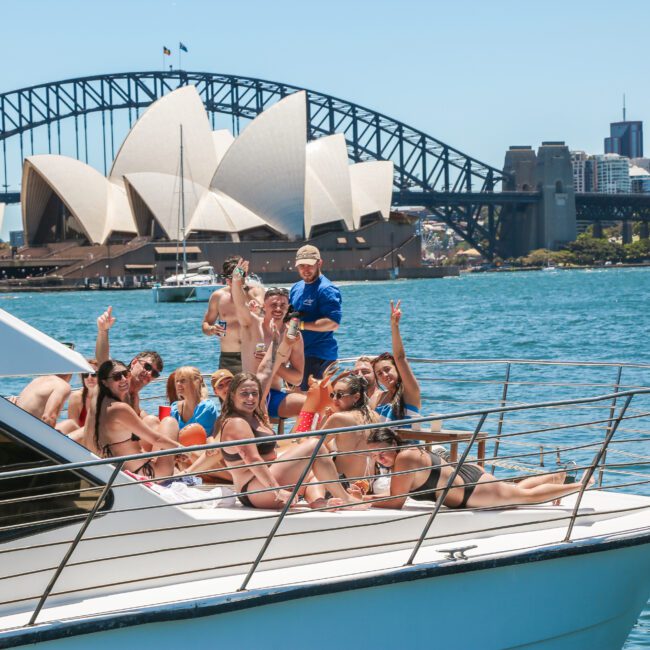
[{"xmin": 1, "ymin": 0, "xmax": 648, "ymax": 238}]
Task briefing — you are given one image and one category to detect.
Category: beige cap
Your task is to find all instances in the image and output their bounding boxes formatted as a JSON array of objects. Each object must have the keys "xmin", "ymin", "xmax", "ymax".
[
  {"xmin": 210, "ymin": 368, "xmax": 234, "ymax": 388},
  {"xmin": 295, "ymin": 244, "xmax": 321, "ymax": 265}
]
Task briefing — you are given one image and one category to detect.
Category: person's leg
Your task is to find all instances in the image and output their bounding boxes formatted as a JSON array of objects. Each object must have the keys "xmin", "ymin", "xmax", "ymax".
[
  {"xmin": 300, "ymin": 356, "xmax": 331, "ymax": 390},
  {"xmin": 518, "ymin": 470, "xmax": 565, "ymax": 489},
  {"xmin": 151, "ymin": 416, "xmax": 180, "ymax": 478},
  {"xmin": 277, "ymin": 392, "xmax": 306, "ymax": 418},
  {"xmin": 56, "ymin": 419, "xmax": 79, "ymax": 434},
  {"xmin": 466, "ymin": 471, "xmax": 593, "ymax": 508},
  {"xmin": 245, "ymin": 438, "xmax": 363, "ymax": 509}
]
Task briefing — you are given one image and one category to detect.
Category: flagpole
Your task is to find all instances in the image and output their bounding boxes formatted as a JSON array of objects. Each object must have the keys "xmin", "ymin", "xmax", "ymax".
[{"xmin": 178, "ymin": 48, "xmax": 181, "ymax": 71}]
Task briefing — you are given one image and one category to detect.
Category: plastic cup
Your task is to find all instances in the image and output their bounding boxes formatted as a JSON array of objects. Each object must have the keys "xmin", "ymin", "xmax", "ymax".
[{"xmin": 158, "ymin": 405, "xmax": 172, "ymax": 420}]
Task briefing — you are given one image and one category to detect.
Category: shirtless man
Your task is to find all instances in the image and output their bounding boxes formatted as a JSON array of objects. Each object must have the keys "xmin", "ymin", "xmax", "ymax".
[
  {"xmin": 202, "ymin": 256, "xmax": 264, "ymax": 375},
  {"xmin": 351, "ymin": 356, "xmax": 378, "ymax": 401},
  {"xmin": 231, "ymin": 259, "xmax": 305, "ymax": 419},
  {"xmin": 95, "ymin": 306, "xmax": 163, "ymax": 417},
  {"xmin": 15, "ymin": 374, "xmax": 72, "ymax": 427}
]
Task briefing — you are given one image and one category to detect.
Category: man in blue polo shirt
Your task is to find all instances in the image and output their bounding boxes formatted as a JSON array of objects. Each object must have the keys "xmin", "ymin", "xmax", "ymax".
[{"xmin": 289, "ymin": 245, "xmax": 342, "ymax": 390}]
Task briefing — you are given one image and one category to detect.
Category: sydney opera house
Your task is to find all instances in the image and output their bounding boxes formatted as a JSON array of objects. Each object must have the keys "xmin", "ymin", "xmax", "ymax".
[{"xmin": 12, "ymin": 86, "xmax": 438, "ymax": 283}]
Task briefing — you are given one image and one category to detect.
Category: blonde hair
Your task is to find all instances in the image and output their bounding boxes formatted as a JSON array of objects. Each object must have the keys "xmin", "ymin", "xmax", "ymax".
[{"xmin": 173, "ymin": 366, "xmax": 208, "ymax": 401}]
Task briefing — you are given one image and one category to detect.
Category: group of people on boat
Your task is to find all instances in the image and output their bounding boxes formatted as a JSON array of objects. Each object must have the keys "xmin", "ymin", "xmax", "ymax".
[{"xmin": 10, "ymin": 245, "xmax": 591, "ymax": 511}]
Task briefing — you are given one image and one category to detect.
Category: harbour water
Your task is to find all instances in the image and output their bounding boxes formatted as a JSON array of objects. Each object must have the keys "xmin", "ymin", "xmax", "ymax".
[{"xmin": 1, "ymin": 267, "xmax": 649, "ymax": 648}]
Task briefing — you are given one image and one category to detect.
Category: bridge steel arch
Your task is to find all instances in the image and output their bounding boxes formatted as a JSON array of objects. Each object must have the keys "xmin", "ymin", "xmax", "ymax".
[{"xmin": 0, "ymin": 71, "xmax": 507, "ymax": 257}]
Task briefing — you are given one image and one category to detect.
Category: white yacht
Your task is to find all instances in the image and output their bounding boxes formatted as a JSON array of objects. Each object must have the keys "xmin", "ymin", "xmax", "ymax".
[
  {"xmin": 0, "ymin": 311, "xmax": 649, "ymax": 649},
  {"xmin": 152, "ymin": 262, "xmax": 223, "ymax": 303}
]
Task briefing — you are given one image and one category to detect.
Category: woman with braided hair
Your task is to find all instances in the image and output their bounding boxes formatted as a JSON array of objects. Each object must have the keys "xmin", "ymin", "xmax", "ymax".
[{"xmin": 84, "ymin": 359, "xmax": 180, "ymax": 479}]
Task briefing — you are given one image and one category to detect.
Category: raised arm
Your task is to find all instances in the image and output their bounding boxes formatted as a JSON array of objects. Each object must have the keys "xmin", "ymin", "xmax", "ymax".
[
  {"xmin": 256, "ymin": 324, "xmax": 294, "ymax": 401},
  {"xmin": 275, "ymin": 330, "xmax": 304, "ymax": 386},
  {"xmin": 230, "ymin": 259, "xmax": 254, "ymax": 328},
  {"xmin": 96, "ymin": 306, "xmax": 116, "ymax": 364},
  {"xmin": 390, "ymin": 300, "xmax": 420, "ymax": 409}
]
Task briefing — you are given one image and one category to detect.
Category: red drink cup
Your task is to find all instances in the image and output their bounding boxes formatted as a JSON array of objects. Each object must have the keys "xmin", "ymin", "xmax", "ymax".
[{"xmin": 158, "ymin": 405, "xmax": 172, "ymax": 420}]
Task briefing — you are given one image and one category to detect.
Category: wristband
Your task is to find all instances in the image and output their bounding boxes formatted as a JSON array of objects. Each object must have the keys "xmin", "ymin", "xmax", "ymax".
[{"xmin": 295, "ymin": 410, "xmax": 315, "ymax": 432}]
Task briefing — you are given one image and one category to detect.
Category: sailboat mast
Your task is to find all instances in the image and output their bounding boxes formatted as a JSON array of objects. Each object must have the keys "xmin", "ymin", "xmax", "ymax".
[{"xmin": 179, "ymin": 124, "xmax": 187, "ymax": 276}]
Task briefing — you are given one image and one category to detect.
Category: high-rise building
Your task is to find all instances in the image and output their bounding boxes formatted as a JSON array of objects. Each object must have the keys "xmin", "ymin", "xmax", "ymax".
[
  {"xmin": 594, "ymin": 154, "xmax": 631, "ymax": 193},
  {"xmin": 604, "ymin": 121, "xmax": 643, "ymax": 158}
]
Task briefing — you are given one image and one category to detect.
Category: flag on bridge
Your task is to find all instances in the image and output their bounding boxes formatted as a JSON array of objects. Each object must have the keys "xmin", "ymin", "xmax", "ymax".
[
  {"xmin": 179, "ymin": 42, "xmax": 188, "ymax": 52},
  {"xmin": 163, "ymin": 46, "xmax": 171, "ymax": 55}
]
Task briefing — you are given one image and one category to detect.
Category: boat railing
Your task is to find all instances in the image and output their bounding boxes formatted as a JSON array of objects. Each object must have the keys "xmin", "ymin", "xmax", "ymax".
[{"xmin": 1, "ymin": 381, "xmax": 650, "ymax": 624}]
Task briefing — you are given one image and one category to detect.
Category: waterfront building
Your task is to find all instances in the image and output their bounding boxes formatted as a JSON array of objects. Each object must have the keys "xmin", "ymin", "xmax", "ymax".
[
  {"xmin": 604, "ymin": 121, "xmax": 643, "ymax": 158},
  {"xmin": 630, "ymin": 165, "xmax": 650, "ymax": 193},
  {"xmin": 631, "ymin": 157, "xmax": 650, "ymax": 173},
  {"xmin": 570, "ymin": 152, "xmax": 631, "ymax": 194},
  {"xmin": 571, "ymin": 151, "xmax": 590, "ymax": 193},
  {"xmin": 594, "ymin": 154, "xmax": 631, "ymax": 194}
]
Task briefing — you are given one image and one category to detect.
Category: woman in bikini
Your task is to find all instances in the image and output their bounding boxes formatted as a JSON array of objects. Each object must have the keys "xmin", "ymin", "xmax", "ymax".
[
  {"xmin": 363, "ymin": 428, "xmax": 592, "ymax": 509},
  {"xmin": 314, "ymin": 373, "xmax": 379, "ymax": 483},
  {"xmin": 220, "ymin": 372, "xmax": 364, "ymax": 509},
  {"xmin": 57, "ymin": 359, "xmax": 98, "ymax": 434},
  {"xmin": 371, "ymin": 300, "xmax": 421, "ymax": 428},
  {"xmin": 86, "ymin": 360, "xmax": 181, "ymax": 478}
]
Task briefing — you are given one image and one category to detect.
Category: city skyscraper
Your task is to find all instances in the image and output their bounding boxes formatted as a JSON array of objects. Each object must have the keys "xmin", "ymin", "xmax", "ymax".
[{"xmin": 605, "ymin": 121, "xmax": 643, "ymax": 158}]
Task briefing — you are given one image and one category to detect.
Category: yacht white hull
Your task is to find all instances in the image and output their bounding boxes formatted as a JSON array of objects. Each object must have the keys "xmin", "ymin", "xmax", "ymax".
[
  {"xmin": 152, "ymin": 284, "xmax": 222, "ymax": 303},
  {"xmin": 3, "ymin": 532, "xmax": 649, "ymax": 649}
]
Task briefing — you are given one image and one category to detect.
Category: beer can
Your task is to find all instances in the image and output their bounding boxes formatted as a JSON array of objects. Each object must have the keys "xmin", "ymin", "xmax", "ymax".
[
  {"xmin": 255, "ymin": 343, "xmax": 266, "ymax": 355},
  {"xmin": 217, "ymin": 319, "xmax": 227, "ymax": 337},
  {"xmin": 287, "ymin": 317, "xmax": 300, "ymax": 339}
]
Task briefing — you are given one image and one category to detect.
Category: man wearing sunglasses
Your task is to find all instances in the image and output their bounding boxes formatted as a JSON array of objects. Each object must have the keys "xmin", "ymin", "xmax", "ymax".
[
  {"xmin": 290, "ymin": 245, "xmax": 342, "ymax": 390},
  {"xmin": 201, "ymin": 256, "xmax": 264, "ymax": 375},
  {"xmin": 95, "ymin": 306, "xmax": 163, "ymax": 416}
]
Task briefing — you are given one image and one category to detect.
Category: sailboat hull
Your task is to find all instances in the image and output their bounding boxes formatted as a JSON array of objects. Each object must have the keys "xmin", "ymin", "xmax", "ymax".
[{"xmin": 152, "ymin": 285, "xmax": 196, "ymax": 303}]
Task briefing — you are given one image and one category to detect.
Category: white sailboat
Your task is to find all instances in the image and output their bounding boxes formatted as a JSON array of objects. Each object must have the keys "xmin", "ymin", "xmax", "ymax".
[{"xmin": 152, "ymin": 126, "xmax": 223, "ymax": 303}]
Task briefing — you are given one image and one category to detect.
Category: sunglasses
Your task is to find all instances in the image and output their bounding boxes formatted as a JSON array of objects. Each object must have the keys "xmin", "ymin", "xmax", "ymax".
[
  {"xmin": 140, "ymin": 361, "xmax": 160, "ymax": 379},
  {"xmin": 81, "ymin": 372, "xmax": 97, "ymax": 379},
  {"xmin": 110, "ymin": 370, "xmax": 131, "ymax": 381},
  {"xmin": 330, "ymin": 391, "xmax": 353, "ymax": 400}
]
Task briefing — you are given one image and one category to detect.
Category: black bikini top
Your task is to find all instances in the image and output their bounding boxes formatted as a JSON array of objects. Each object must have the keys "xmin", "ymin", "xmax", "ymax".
[
  {"xmin": 221, "ymin": 419, "xmax": 277, "ymax": 462},
  {"xmin": 101, "ymin": 433, "xmax": 140, "ymax": 459}
]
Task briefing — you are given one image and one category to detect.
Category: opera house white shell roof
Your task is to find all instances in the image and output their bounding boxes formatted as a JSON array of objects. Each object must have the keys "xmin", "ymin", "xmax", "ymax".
[{"xmin": 22, "ymin": 86, "xmax": 394, "ymax": 245}]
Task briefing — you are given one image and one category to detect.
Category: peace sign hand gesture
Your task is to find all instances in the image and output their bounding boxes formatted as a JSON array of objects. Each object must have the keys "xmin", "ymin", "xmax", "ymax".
[{"xmin": 390, "ymin": 299, "xmax": 402, "ymax": 326}]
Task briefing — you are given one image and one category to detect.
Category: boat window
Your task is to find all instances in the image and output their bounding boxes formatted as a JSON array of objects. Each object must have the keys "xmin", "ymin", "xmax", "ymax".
[{"xmin": 0, "ymin": 427, "xmax": 110, "ymax": 541}]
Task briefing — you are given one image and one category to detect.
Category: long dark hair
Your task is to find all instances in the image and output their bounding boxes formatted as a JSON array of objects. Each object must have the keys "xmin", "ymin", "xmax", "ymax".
[
  {"xmin": 335, "ymin": 373, "xmax": 373, "ymax": 421},
  {"xmin": 367, "ymin": 427, "xmax": 405, "ymax": 448},
  {"xmin": 80, "ymin": 358, "xmax": 98, "ymax": 410},
  {"xmin": 372, "ymin": 352, "xmax": 405, "ymax": 419},
  {"xmin": 217, "ymin": 372, "xmax": 269, "ymax": 433},
  {"xmin": 93, "ymin": 359, "xmax": 128, "ymax": 451}
]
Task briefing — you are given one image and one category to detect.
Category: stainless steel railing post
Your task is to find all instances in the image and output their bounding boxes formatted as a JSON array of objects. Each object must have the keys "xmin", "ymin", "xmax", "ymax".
[
  {"xmin": 27, "ymin": 461, "xmax": 123, "ymax": 626},
  {"xmin": 490, "ymin": 362, "xmax": 511, "ymax": 474},
  {"xmin": 406, "ymin": 412, "xmax": 488, "ymax": 566},
  {"xmin": 563, "ymin": 394, "xmax": 633, "ymax": 543},
  {"xmin": 598, "ymin": 365, "xmax": 623, "ymax": 487},
  {"xmin": 238, "ymin": 432, "xmax": 328, "ymax": 592}
]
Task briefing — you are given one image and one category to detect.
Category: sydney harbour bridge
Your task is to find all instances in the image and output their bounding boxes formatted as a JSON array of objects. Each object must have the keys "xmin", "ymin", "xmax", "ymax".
[{"xmin": 1, "ymin": 71, "xmax": 649, "ymax": 260}]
